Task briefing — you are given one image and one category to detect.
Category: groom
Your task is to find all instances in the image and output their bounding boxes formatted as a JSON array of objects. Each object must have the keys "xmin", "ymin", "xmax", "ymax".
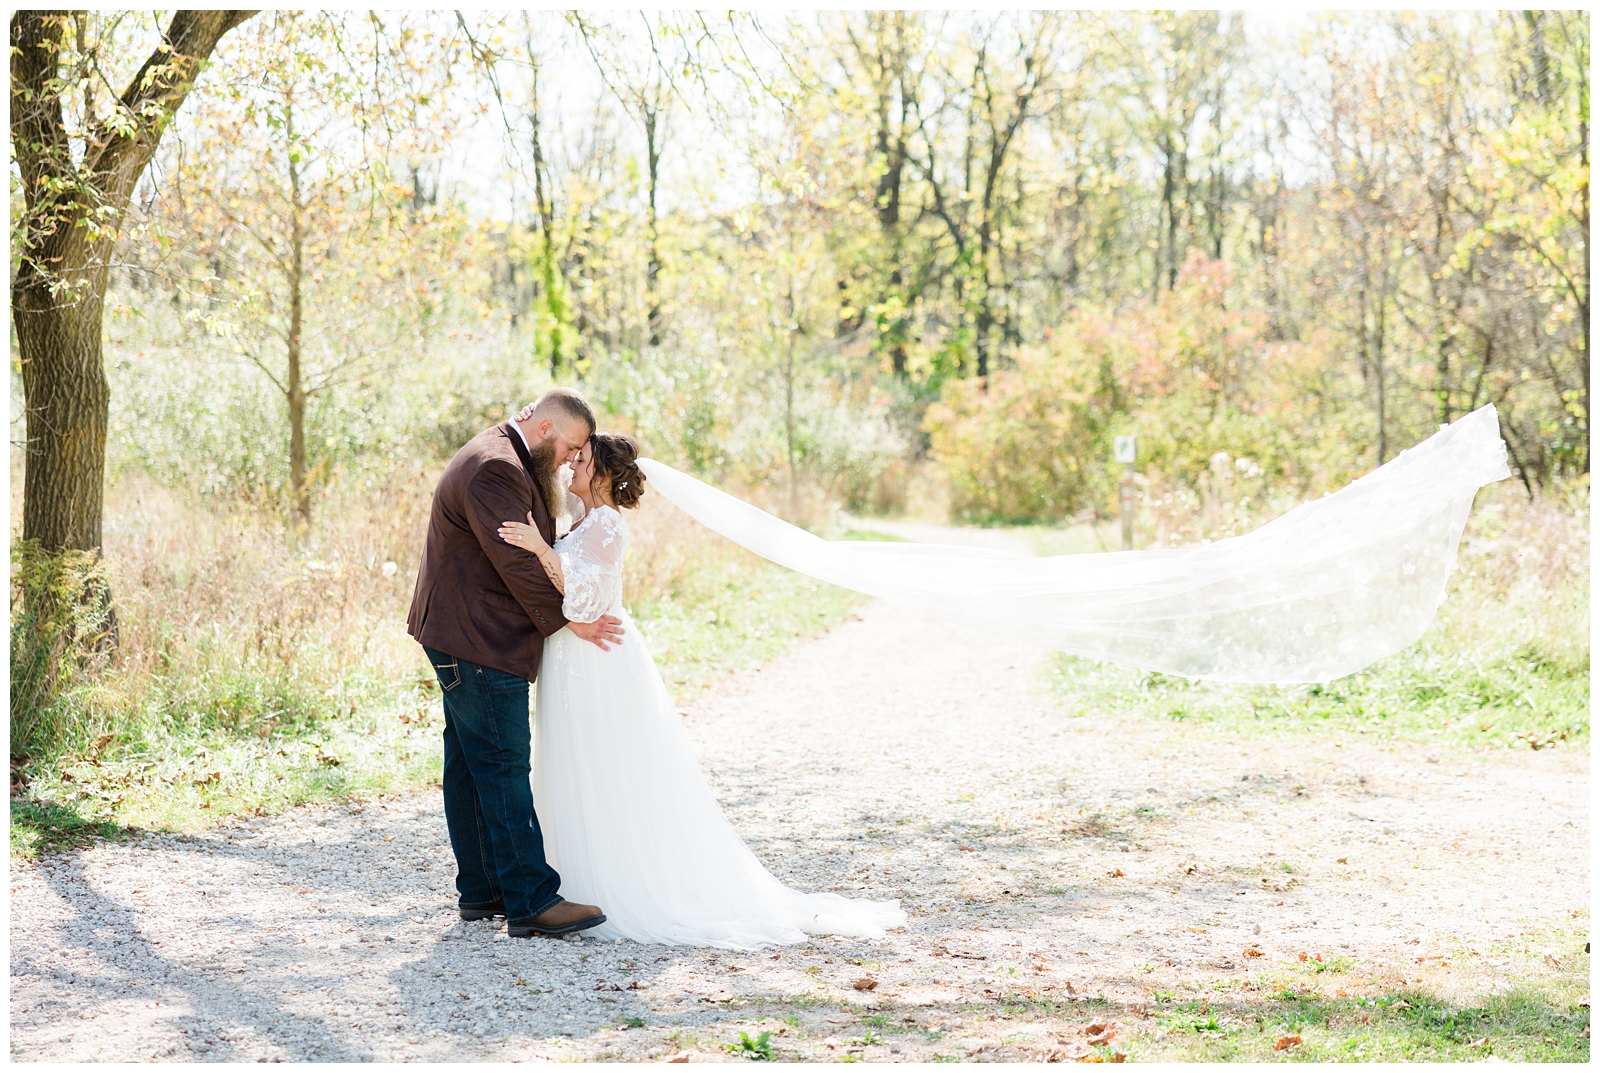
[{"xmin": 407, "ymin": 387, "xmax": 623, "ymax": 937}]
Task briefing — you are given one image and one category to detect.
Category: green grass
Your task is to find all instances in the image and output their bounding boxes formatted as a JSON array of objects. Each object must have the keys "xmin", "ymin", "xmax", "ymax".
[
  {"xmin": 9, "ymin": 798, "xmax": 133, "ymax": 857},
  {"xmin": 840, "ymin": 527, "xmax": 909, "ymax": 543},
  {"xmin": 1046, "ymin": 600, "xmax": 1588, "ymax": 751},
  {"xmin": 1131, "ymin": 918, "xmax": 1592, "ymax": 1062},
  {"xmin": 10, "ymin": 689, "xmax": 443, "ymax": 859},
  {"xmin": 1137, "ymin": 983, "xmax": 1589, "ymax": 1062}
]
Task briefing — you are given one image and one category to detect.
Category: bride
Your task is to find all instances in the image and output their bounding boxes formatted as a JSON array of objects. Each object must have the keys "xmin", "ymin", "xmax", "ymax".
[{"xmin": 497, "ymin": 432, "xmax": 906, "ymax": 950}]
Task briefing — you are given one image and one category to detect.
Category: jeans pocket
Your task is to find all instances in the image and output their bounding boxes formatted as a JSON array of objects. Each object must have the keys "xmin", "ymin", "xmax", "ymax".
[{"xmin": 432, "ymin": 658, "xmax": 461, "ymax": 692}]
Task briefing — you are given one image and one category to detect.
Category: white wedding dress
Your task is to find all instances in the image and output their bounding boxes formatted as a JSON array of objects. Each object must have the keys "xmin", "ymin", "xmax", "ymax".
[{"xmin": 531, "ymin": 502, "xmax": 906, "ymax": 950}]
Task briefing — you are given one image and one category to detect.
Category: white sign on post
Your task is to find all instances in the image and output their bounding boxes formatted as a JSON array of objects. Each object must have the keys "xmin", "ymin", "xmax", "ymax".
[{"xmin": 1113, "ymin": 435, "xmax": 1137, "ymax": 464}]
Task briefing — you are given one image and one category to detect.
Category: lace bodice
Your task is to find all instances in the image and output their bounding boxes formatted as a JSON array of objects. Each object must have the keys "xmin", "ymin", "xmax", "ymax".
[{"xmin": 553, "ymin": 504, "xmax": 628, "ymax": 624}]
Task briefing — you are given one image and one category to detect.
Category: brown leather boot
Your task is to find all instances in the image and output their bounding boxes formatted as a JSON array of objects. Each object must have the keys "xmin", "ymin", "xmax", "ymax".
[{"xmin": 507, "ymin": 899, "xmax": 606, "ymax": 938}]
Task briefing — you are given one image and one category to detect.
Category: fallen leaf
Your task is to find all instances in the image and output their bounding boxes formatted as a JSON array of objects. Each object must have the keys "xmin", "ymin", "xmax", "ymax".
[
  {"xmin": 1465, "ymin": 1037, "xmax": 1490, "ymax": 1049},
  {"xmin": 1243, "ymin": 947, "xmax": 1265, "ymax": 958},
  {"xmin": 1274, "ymin": 1035, "xmax": 1302, "ymax": 1051},
  {"xmin": 1389, "ymin": 1000, "xmax": 1412, "ymax": 1010},
  {"xmin": 1107, "ymin": 869, "xmax": 1125, "ymax": 878},
  {"xmin": 1039, "ymin": 1044, "xmax": 1087, "ymax": 1063},
  {"xmin": 1086, "ymin": 1023, "xmax": 1108, "ymax": 1035},
  {"xmin": 1298, "ymin": 953, "xmax": 1308, "ymax": 962},
  {"xmin": 1109, "ymin": 1054, "xmax": 1127, "ymax": 1064},
  {"xmin": 959, "ymin": 845, "xmax": 976, "ymax": 852},
  {"xmin": 667, "ymin": 1055, "xmax": 690, "ymax": 1063},
  {"xmin": 1337, "ymin": 857, "xmax": 1348, "ymax": 864},
  {"xmin": 853, "ymin": 977, "xmax": 878, "ymax": 991}
]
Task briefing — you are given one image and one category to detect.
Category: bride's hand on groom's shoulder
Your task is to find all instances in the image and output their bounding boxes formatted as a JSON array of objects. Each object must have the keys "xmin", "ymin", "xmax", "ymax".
[{"xmin": 568, "ymin": 615, "xmax": 624, "ymax": 651}]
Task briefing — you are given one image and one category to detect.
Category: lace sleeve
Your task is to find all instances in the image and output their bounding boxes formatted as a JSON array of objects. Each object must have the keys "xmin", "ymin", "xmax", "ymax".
[{"xmin": 557, "ymin": 508, "xmax": 628, "ymax": 623}]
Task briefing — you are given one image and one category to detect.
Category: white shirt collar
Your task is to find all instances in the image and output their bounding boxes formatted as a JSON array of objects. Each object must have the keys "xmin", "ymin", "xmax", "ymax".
[{"xmin": 511, "ymin": 419, "xmax": 533, "ymax": 454}]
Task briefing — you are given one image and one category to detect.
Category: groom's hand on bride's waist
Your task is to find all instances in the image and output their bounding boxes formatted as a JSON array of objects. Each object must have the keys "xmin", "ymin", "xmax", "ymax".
[{"xmin": 568, "ymin": 615, "xmax": 624, "ymax": 650}]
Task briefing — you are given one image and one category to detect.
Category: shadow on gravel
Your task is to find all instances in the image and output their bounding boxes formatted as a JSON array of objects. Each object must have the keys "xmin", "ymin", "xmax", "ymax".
[
  {"xmin": 382, "ymin": 925, "xmax": 731, "ymax": 1057},
  {"xmin": 26, "ymin": 835, "xmax": 396, "ymax": 1061}
]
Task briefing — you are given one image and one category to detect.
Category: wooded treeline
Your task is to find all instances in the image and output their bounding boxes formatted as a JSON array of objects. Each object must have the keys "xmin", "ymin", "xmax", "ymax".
[{"xmin": 12, "ymin": 10, "xmax": 1590, "ymax": 541}]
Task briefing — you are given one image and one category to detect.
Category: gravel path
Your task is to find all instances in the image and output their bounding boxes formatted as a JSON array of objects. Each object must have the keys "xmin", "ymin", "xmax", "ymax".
[{"xmin": 9, "ymin": 596, "xmax": 1589, "ymax": 1062}]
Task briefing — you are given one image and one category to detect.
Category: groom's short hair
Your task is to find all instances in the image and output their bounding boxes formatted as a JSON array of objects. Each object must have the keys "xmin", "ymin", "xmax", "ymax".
[{"xmin": 532, "ymin": 387, "xmax": 596, "ymax": 435}]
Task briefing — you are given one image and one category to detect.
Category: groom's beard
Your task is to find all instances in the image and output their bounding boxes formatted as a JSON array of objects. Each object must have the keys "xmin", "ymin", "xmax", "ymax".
[{"xmin": 527, "ymin": 440, "xmax": 566, "ymax": 521}]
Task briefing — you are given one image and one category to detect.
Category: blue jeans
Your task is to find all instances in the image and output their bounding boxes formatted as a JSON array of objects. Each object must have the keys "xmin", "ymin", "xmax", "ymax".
[{"xmin": 424, "ymin": 646, "xmax": 563, "ymax": 923}]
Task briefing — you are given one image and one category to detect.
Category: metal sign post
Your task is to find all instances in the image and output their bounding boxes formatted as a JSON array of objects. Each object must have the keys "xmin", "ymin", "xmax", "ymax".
[{"xmin": 1114, "ymin": 435, "xmax": 1137, "ymax": 551}]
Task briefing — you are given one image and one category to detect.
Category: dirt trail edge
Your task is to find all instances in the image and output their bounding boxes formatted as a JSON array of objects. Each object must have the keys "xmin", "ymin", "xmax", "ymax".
[{"xmin": 10, "ymin": 599, "xmax": 1589, "ymax": 1062}]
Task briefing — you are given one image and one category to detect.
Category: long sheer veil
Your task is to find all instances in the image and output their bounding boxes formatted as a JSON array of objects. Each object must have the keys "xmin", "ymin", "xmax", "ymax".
[{"xmin": 636, "ymin": 405, "xmax": 1509, "ymax": 684}]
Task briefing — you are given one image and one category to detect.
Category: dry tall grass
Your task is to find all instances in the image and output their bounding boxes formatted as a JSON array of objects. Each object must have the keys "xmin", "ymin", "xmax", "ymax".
[{"xmin": 94, "ymin": 469, "xmax": 434, "ymax": 741}]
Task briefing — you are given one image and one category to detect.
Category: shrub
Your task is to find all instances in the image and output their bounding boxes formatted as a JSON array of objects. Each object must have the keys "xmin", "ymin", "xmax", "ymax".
[
  {"xmin": 10, "ymin": 541, "xmax": 117, "ymax": 760},
  {"xmin": 925, "ymin": 251, "xmax": 1364, "ymax": 528},
  {"xmin": 923, "ymin": 345, "xmax": 1116, "ymax": 524}
]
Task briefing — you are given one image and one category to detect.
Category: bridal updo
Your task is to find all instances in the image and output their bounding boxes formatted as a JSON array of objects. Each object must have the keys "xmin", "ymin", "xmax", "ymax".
[{"xmin": 590, "ymin": 432, "xmax": 647, "ymax": 510}]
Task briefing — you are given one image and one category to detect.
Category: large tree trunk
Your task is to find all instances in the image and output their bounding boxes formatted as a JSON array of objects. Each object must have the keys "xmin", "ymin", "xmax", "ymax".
[
  {"xmin": 11, "ymin": 10, "xmax": 256, "ymax": 555},
  {"xmin": 15, "ymin": 271, "xmax": 112, "ymax": 552}
]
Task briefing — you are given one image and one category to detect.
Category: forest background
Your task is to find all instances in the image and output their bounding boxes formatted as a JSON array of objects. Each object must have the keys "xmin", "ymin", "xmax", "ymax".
[{"xmin": 8, "ymin": 10, "xmax": 1589, "ymax": 849}]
